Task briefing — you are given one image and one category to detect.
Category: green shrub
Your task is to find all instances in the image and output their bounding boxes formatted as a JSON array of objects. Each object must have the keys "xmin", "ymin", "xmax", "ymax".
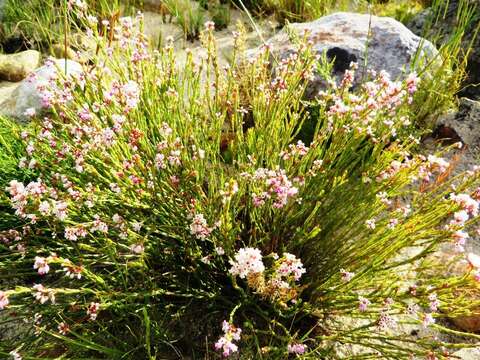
[
  {"xmin": 211, "ymin": 2, "xmax": 232, "ymax": 30},
  {"xmin": 0, "ymin": 0, "xmax": 123, "ymax": 51},
  {"xmin": 1, "ymin": 12, "xmax": 480, "ymax": 360},
  {"xmin": 162, "ymin": 0, "xmax": 206, "ymax": 41}
]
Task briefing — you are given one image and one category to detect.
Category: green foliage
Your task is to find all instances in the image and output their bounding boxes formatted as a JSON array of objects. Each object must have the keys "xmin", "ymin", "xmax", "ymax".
[
  {"xmin": 0, "ymin": 0, "xmax": 129, "ymax": 52},
  {"xmin": 410, "ymin": 0, "xmax": 480, "ymax": 126},
  {"xmin": 162, "ymin": 0, "xmax": 206, "ymax": 41},
  {"xmin": 1, "ymin": 14, "xmax": 480, "ymax": 359},
  {"xmin": 211, "ymin": 2, "xmax": 232, "ymax": 30}
]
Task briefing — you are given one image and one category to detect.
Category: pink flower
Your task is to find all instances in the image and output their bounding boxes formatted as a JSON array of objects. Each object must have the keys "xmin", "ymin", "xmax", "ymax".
[
  {"xmin": 276, "ymin": 253, "xmax": 306, "ymax": 281},
  {"xmin": 467, "ymin": 252, "xmax": 480, "ymax": 269},
  {"xmin": 427, "ymin": 155, "xmax": 449, "ymax": 173},
  {"xmin": 52, "ymin": 201, "xmax": 68, "ymax": 221},
  {"xmin": 452, "ymin": 210, "xmax": 469, "ymax": 225},
  {"xmin": 214, "ymin": 321, "xmax": 241, "ymax": 357},
  {"xmin": 189, "ymin": 213, "xmax": 213, "ymax": 240},
  {"xmin": 428, "ymin": 293, "xmax": 440, "ymax": 312},
  {"xmin": 287, "ymin": 343, "xmax": 307, "ymax": 354},
  {"xmin": 9, "ymin": 350, "xmax": 22, "ymax": 360},
  {"xmin": 130, "ymin": 244, "xmax": 144, "ymax": 254},
  {"xmin": 340, "ymin": 269, "xmax": 354, "ymax": 282},
  {"xmin": 453, "ymin": 230, "xmax": 469, "ymax": 252},
  {"xmin": 87, "ymin": 302, "xmax": 100, "ymax": 320},
  {"xmin": 251, "ymin": 168, "xmax": 299, "ymax": 208},
  {"xmin": 204, "ymin": 21, "xmax": 215, "ymax": 31},
  {"xmin": 121, "ymin": 80, "xmax": 140, "ymax": 111},
  {"xmin": 377, "ymin": 311, "xmax": 397, "ymax": 331},
  {"xmin": 358, "ymin": 296, "xmax": 370, "ymax": 312},
  {"xmin": 0, "ymin": 291, "xmax": 9, "ymax": 310},
  {"xmin": 33, "ymin": 256, "xmax": 50, "ymax": 275},
  {"xmin": 62, "ymin": 261, "xmax": 83, "ymax": 279},
  {"xmin": 58, "ymin": 322, "xmax": 70, "ymax": 335},
  {"xmin": 229, "ymin": 247, "xmax": 265, "ymax": 279},
  {"xmin": 451, "ymin": 193, "xmax": 479, "ymax": 216},
  {"xmin": 422, "ymin": 313, "xmax": 435, "ymax": 328},
  {"xmin": 155, "ymin": 153, "xmax": 166, "ymax": 169},
  {"xmin": 24, "ymin": 107, "xmax": 36, "ymax": 117},
  {"xmin": 405, "ymin": 72, "xmax": 420, "ymax": 94},
  {"xmin": 32, "ymin": 284, "xmax": 55, "ymax": 304},
  {"xmin": 365, "ymin": 219, "xmax": 376, "ymax": 229}
]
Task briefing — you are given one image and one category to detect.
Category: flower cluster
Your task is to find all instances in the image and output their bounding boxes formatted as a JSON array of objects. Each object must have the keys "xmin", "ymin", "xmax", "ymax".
[
  {"xmin": 279, "ymin": 140, "xmax": 309, "ymax": 161},
  {"xmin": 229, "ymin": 247, "xmax": 265, "ymax": 279},
  {"xmin": 34, "ymin": 256, "xmax": 50, "ymax": 275},
  {"xmin": 229, "ymin": 248, "xmax": 306, "ymax": 304},
  {"xmin": 6, "ymin": 180, "xmax": 68, "ymax": 222},
  {"xmin": 242, "ymin": 167, "xmax": 299, "ymax": 208},
  {"xmin": 189, "ymin": 213, "xmax": 214, "ymax": 240},
  {"xmin": 287, "ymin": 343, "xmax": 307, "ymax": 355},
  {"xmin": 214, "ymin": 320, "xmax": 242, "ymax": 357},
  {"xmin": 32, "ymin": 284, "xmax": 55, "ymax": 304},
  {"xmin": 87, "ymin": 302, "xmax": 101, "ymax": 321},
  {"xmin": 275, "ymin": 253, "xmax": 306, "ymax": 281},
  {"xmin": 320, "ymin": 64, "xmax": 419, "ymax": 141}
]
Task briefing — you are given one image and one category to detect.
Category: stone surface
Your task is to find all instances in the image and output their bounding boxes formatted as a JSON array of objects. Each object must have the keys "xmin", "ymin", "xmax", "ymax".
[
  {"xmin": 0, "ymin": 81, "xmax": 20, "ymax": 104},
  {"xmin": 434, "ymin": 98, "xmax": 480, "ymax": 154},
  {"xmin": 453, "ymin": 347, "xmax": 480, "ymax": 360},
  {"xmin": 408, "ymin": 1, "xmax": 480, "ymax": 100},
  {"xmin": 0, "ymin": 59, "xmax": 83, "ymax": 122},
  {"xmin": 248, "ymin": 12, "xmax": 438, "ymax": 98},
  {"xmin": 52, "ymin": 44, "xmax": 77, "ymax": 62},
  {"xmin": 0, "ymin": 50, "xmax": 41, "ymax": 82}
]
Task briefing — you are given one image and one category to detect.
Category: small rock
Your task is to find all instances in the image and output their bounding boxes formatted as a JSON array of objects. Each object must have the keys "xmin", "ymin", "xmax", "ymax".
[
  {"xmin": 452, "ymin": 347, "xmax": 480, "ymax": 360},
  {"xmin": 0, "ymin": 81, "xmax": 20, "ymax": 104},
  {"xmin": 52, "ymin": 44, "xmax": 77, "ymax": 61},
  {"xmin": 248, "ymin": 12, "xmax": 439, "ymax": 98},
  {"xmin": 452, "ymin": 315, "xmax": 480, "ymax": 333},
  {"xmin": 434, "ymin": 98, "xmax": 480, "ymax": 152},
  {"xmin": 0, "ymin": 50, "xmax": 41, "ymax": 82},
  {"xmin": 0, "ymin": 59, "xmax": 83, "ymax": 122}
]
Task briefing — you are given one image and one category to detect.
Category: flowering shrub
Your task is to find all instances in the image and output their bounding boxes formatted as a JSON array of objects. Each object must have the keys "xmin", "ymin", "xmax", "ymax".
[{"xmin": 1, "ymin": 10, "xmax": 480, "ymax": 360}]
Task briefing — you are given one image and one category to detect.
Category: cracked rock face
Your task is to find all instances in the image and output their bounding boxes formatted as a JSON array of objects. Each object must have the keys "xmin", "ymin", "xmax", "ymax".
[
  {"xmin": 435, "ymin": 98, "xmax": 480, "ymax": 154},
  {"xmin": 249, "ymin": 12, "xmax": 439, "ymax": 98}
]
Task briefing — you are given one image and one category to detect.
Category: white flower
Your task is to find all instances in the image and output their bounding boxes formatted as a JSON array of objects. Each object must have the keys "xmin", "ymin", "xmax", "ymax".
[
  {"xmin": 9, "ymin": 350, "xmax": 22, "ymax": 360},
  {"xmin": 87, "ymin": 302, "xmax": 100, "ymax": 321},
  {"xmin": 276, "ymin": 253, "xmax": 306, "ymax": 281},
  {"xmin": 229, "ymin": 247, "xmax": 265, "ymax": 278},
  {"xmin": 189, "ymin": 213, "xmax": 212, "ymax": 240},
  {"xmin": 365, "ymin": 219, "xmax": 376, "ymax": 229},
  {"xmin": 33, "ymin": 256, "xmax": 50, "ymax": 275},
  {"xmin": 32, "ymin": 284, "xmax": 55, "ymax": 304},
  {"xmin": 130, "ymin": 244, "xmax": 144, "ymax": 254}
]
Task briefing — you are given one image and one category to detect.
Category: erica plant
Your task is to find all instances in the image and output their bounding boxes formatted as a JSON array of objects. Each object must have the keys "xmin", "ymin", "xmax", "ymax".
[{"xmin": 0, "ymin": 8, "xmax": 480, "ymax": 360}]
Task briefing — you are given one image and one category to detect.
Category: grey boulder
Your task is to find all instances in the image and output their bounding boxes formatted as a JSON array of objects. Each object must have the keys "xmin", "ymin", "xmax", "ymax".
[
  {"xmin": 434, "ymin": 98, "xmax": 480, "ymax": 152},
  {"xmin": 0, "ymin": 59, "xmax": 83, "ymax": 122},
  {"xmin": 0, "ymin": 50, "xmax": 41, "ymax": 82},
  {"xmin": 249, "ymin": 12, "xmax": 439, "ymax": 98}
]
